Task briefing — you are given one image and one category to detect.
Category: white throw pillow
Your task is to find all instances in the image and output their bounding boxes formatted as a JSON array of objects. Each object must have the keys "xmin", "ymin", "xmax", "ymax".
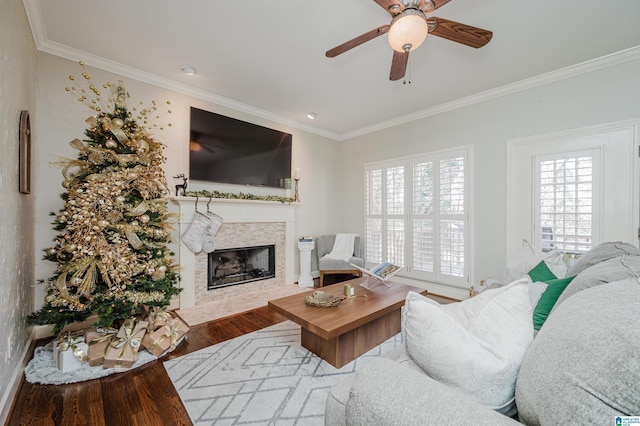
[
  {"xmin": 403, "ymin": 278, "xmax": 534, "ymax": 415},
  {"xmin": 502, "ymin": 241, "xmax": 566, "ymax": 283},
  {"xmin": 527, "ymin": 278, "xmax": 548, "ymax": 311}
]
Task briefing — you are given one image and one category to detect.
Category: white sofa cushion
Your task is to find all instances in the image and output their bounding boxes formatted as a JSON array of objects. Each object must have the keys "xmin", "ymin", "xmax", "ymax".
[
  {"xmin": 566, "ymin": 241, "xmax": 640, "ymax": 277},
  {"xmin": 403, "ymin": 279, "xmax": 534, "ymax": 415},
  {"xmin": 516, "ymin": 279, "xmax": 640, "ymax": 424}
]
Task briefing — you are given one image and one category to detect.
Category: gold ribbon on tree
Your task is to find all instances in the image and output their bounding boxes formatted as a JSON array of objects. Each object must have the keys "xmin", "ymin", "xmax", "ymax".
[
  {"xmin": 124, "ymin": 224, "xmax": 143, "ymax": 249},
  {"xmin": 125, "ymin": 201, "xmax": 150, "ymax": 217},
  {"xmin": 104, "ymin": 117, "xmax": 131, "ymax": 146}
]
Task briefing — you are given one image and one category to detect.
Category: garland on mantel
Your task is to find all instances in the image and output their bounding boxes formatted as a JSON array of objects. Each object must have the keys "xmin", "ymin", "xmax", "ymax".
[{"xmin": 184, "ymin": 190, "xmax": 296, "ymax": 204}]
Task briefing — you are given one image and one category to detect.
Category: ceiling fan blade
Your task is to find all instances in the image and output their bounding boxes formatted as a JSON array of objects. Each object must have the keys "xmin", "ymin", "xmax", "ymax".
[
  {"xmin": 427, "ymin": 17, "xmax": 493, "ymax": 48},
  {"xmin": 389, "ymin": 50, "xmax": 408, "ymax": 81},
  {"xmin": 326, "ymin": 25, "xmax": 390, "ymax": 58},
  {"xmin": 372, "ymin": 0, "xmax": 404, "ymax": 15},
  {"xmin": 421, "ymin": 0, "xmax": 452, "ymax": 12}
]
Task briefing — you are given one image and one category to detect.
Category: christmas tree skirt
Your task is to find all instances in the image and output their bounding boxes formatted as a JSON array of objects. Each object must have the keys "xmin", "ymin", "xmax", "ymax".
[{"xmin": 24, "ymin": 341, "xmax": 157, "ymax": 385}]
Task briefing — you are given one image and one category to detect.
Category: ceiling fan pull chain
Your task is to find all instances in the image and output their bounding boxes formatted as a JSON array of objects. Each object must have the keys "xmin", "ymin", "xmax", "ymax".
[{"xmin": 404, "ymin": 53, "xmax": 412, "ymax": 84}]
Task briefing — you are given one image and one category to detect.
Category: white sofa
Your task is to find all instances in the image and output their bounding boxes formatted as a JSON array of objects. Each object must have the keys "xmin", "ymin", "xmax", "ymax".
[{"xmin": 325, "ymin": 242, "xmax": 640, "ymax": 425}]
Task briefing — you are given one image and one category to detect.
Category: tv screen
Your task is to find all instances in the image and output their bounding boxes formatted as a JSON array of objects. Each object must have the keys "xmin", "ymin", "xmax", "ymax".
[{"xmin": 189, "ymin": 107, "xmax": 292, "ymax": 188}]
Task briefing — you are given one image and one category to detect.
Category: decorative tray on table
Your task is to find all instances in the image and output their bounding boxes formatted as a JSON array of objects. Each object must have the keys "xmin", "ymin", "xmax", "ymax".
[{"xmin": 304, "ymin": 291, "xmax": 345, "ymax": 308}]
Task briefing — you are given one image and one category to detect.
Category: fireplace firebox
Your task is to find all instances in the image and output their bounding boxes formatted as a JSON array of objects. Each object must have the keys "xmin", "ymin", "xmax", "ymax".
[{"xmin": 208, "ymin": 245, "xmax": 276, "ymax": 290}]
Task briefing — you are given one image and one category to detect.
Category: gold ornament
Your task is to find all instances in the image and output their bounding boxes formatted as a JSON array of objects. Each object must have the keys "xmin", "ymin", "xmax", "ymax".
[
  {"xmin": 65, "ymin": 244, "xmax": 77, "ymax": 253},
  {"xmin": 137, "ymin": 140, "xmax": 149, "ymax": 154},
  {"xmin": 57, "ymin": 215, "xmax": 67, "ymax": 223},
  {"xmin": 45, "ymin": 247, "xmax": 57, "ymax": 256},
  {"xmin": 116, "ymin": 195, "xmax": 126, "ymax": 203},
  {"xmin": 140, "ymin": 215, "xmax": 150, "ymax": 224},
  {"xmin": 105, "ymin": 139, "xmax": 118, "ymax": 149},
  {"xmin": 98, "ymin": 219, "xmax": 109, "ymax": 228},
  {"xmin": 111, "ymin": 118, "xmax": 124, "ymax": 128}
]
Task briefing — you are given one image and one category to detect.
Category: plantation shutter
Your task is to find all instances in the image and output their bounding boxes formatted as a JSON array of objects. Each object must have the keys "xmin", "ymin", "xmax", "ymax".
[
  {"xmin": 535, "ymin": 149, "xmax": 600, "ymax": 253},
  {"xmin": 412, "ymin": 160, "xmax": 434, "ymax": 272},
  {"xmin": 439, "ymin": 156, "xmax": 466, "ymax": 277},
  {"xmin": 386, "ymin": 166, "xmax": 405, "ymax": 265},
  {"xmin": 364, "ymin": 147, "xmax": 469, "ymax": 288},
  {"xmin": 365, "ymin": 168, "xmax": 382, "ymax": 263}
]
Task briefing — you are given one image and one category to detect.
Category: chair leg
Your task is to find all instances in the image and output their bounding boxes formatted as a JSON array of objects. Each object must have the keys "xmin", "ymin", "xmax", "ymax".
[{"xmin": 320, "ymin": 272, "xmax": 325, "ymax": 287}]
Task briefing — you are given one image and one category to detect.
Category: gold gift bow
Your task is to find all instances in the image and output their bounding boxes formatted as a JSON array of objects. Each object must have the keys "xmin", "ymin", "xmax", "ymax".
[
  {"xmin": 86, "ymin": 327, "xmax": 118, "ymax": 361},
  {"xmin": 87, "ymin": 327, "xmax": 118, "ymax": 348},
  {"xmin": 147, "ymin": 308, "xmax": 172, "ymax": 328},
  {"xmin": 109, "ymin": 321, "xmax": 145, "ymax": 368},
  {"xmin": 56, "ymin": 332, "xmax": 88, "ymax": 366},
  {"xmin": 147, "ymin": 320, "xmax": 183, "ymax": 353}
]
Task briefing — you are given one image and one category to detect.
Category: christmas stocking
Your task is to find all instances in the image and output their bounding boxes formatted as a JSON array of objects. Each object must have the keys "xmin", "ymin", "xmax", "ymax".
[
  {"xmin": 181, "ymin": 211, "xmax": 211, "ymax": 253},
  {"xmin": 202, "ymin": 211, "xmax": 224, "ymax": 253}
]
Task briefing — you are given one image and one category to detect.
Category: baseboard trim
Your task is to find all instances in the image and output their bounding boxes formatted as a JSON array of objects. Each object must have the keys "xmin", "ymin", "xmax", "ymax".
[
  {"xmin": 0, "ymin": 335, "xmax": 36, "ymax": 425},
  {"xmin": 31, "ymin": 324, "xmax": 56, "ymax": 340}
]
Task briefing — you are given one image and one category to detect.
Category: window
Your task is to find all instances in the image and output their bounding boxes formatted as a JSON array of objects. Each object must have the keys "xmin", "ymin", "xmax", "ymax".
[
  {"xmin": 535, "ymin": 150, "xmax": 600, "ymax": 254},
  {"xmin": 365, "ymin": 148, "xmax": 469, "ymax": 287},
  {"xmin": 507, "ymin": 120, "xmax": 637, "ymax": 260}
]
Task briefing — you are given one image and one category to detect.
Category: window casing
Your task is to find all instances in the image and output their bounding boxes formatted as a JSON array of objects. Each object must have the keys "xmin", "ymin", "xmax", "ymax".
[{"xmin": 365, "ymin": 148, "xmax": 469, "ymax": 288}]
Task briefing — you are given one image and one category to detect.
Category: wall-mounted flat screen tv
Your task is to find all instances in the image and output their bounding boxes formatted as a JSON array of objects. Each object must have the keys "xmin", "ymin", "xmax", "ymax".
[{"xmin": 189, "ymin": 107, "xmax": 292, "ymax": 188}]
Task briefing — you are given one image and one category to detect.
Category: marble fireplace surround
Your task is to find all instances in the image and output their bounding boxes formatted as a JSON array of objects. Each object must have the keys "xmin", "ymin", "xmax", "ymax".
[{"xmin": 172, "ymin": 196, "xmax": 298, "ymax": 309}]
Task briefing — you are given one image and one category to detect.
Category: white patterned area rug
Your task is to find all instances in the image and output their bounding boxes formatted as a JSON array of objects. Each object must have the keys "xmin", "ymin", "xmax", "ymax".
[{"xmin": 163, "ymin": 320, "xmax": 403, "ymax": 425}]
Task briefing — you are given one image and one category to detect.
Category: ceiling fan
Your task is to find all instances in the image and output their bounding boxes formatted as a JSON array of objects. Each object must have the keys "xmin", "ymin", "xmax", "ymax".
[{"xmin": 326, "ymin": 0, "xmax": 493, "ymax": 81}]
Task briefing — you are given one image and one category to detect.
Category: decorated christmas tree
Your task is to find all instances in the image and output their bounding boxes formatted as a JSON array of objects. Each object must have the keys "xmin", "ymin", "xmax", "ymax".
[{"xmin": 28, "ymin": 63, "xmax": 180, "ymax": 334}]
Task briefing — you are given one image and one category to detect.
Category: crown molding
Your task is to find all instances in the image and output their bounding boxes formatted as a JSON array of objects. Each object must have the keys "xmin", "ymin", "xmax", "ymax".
[
  {"xmin": 22, "ymin": 0, "xmax": 339, "ymax": 141},
  {"xmin": 22, "ymin": 1, "xmax": 639, "ymax": 142},
  {"xmin": 340, "ymin": 45, "xmax": 640, "ymax": 140}
]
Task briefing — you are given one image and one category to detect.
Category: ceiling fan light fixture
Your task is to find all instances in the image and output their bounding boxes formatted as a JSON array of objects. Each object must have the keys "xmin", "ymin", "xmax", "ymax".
[{"xmin": 387, "ymin": 8, "xmax": 428, "ymax": 53}]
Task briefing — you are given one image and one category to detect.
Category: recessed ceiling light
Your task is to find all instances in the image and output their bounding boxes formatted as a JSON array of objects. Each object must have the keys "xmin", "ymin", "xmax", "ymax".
[
  {"xmin": 181, "ymin": 65, "xmax": 197, "ymax": 76},
  {"xmin": 306, "ymin": 112, "xmax": 317, "ymax": 120}
]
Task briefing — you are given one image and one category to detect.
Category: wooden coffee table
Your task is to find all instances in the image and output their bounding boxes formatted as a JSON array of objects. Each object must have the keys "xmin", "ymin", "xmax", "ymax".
[{"xmin": 268, "ymin": 277, "xmax": 427, "ymax": 368}]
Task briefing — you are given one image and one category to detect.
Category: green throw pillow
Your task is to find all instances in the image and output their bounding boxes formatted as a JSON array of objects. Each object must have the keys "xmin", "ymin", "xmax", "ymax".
[
  {"xmin": 527, "ymin": 260, "xmax": 557, "ymax": 282},
  {"xmin": 533, "ymin": 276, "xmax": 575, "ymax": 330}
]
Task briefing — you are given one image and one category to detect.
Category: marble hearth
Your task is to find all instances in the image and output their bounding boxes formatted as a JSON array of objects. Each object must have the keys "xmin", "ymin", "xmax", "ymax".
[{"xmin": 172, "ymin": 196, "xmax": 298, "ymax": 309}]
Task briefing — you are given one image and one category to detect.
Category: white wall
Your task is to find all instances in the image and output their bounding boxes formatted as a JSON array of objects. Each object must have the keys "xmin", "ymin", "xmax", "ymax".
[
  {"xmin": 338, "ymin": 57, "xmax": 640, "ymax": 298},
  {"xmin": 33, "ymin": 54, "xmax": 342, "ymax": 310},
  {"xmin": 0, "ymin": 0, "xmax": 37, "ymax": 421}
]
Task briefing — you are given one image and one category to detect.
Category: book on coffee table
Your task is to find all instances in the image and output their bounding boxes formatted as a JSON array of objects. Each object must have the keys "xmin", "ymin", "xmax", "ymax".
[{"xmin": 350, "ymin": 262, "xmax": 403, "ymax": 288}]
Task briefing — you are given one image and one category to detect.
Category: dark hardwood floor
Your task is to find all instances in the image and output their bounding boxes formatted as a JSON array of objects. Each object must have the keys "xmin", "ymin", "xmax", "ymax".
[
  {"xmin": 6, "ymin": 307, "xmax": 287, "ymax": 426},
  {"xmin": 6, "ymin": 276, "xmax": 458, "ymax": 426}
]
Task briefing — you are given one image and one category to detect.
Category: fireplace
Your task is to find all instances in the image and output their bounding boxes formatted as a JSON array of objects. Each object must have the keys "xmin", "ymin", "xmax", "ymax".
[
  {"xmin": 171, "ymin": 196, "xmax": 298, "ymax": 309},
  {"xmin": 208, "ymin": 245, "xmax": 276, "ymax": 290}
]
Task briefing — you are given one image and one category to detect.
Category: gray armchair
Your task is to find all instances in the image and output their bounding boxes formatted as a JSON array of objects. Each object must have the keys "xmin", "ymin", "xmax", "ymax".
[{"xmin": 315, "ymin": 235, "xmax": 365, "ymax": 287}]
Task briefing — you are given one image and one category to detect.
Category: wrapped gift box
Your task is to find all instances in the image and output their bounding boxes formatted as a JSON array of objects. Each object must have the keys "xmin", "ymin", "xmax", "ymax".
[
  {"xmin": 85, "ymin": 327, "xmax": 118, "ymax": 367},
  {"xmin": 52, "ymin": 332, "xmax": 88, "ymax": 373},
  {"xmin": 143, "ymin": 306, "xmax": 173, "ymax": 332},
  {"xmin": 141, "ymin": 317, "xmax": 189, "ymax": 357},
  {"xmin": 103, "ymin": 319, "xmax": 148, "ymax": 369}
]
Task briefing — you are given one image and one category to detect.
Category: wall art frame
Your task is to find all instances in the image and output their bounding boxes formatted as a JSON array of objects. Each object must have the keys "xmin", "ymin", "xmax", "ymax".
[{"xmin": 19, "ymin": 110, "xmax": 31, "ymax": 194}]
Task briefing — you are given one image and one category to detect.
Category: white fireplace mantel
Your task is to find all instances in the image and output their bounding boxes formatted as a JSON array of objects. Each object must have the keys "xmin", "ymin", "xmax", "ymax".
[{"xmin": 171, "ymin": 196, "xmax": 299, "ymax": 309}]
